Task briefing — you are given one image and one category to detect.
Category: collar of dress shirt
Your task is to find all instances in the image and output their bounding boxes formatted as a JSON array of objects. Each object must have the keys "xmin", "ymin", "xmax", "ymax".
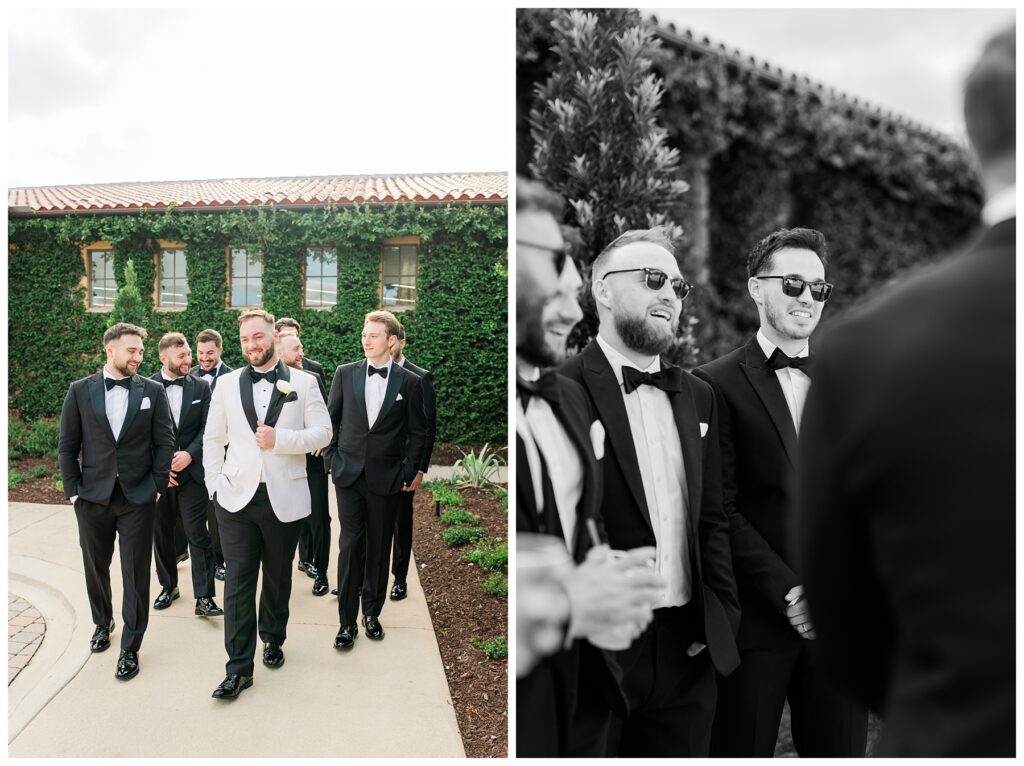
[
  {"xmin": 518, "ymin": 364, "xmax": 541, "ymax": 383},
  {"xmin": 253, "ymin": 359, "xmax": 278, "ymax": 374},
  {"xmin": 159, "ymin": 370, "xmax": 181, "ymax": 382},
  {"xmin": 756, "ymin": 328, "xmax": 809, "ymax": 362},
  {"xmin": 367, "ymin": 357, "xmax": 393, "ymax": 375},
  {"xmin": 982, "ymin": 184, "xmax": 1016, "ymax": 227},
  {"xmin": 102, "ymin": 368, "xmax": 129, "ymax": 382},
  {"xmin": 596, "ymin": 333, "xmax": 660, "ymax": 389}
]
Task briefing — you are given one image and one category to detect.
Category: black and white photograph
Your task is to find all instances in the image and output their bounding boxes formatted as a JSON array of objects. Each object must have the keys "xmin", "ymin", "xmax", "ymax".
[{"xmin": 515, "ymin": 7, "xmax": 1014, "ymax": 758}]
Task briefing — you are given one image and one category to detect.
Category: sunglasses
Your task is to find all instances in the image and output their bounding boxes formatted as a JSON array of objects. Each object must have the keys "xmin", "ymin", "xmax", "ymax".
[
  {"xmin": 601, "ymin": 267, "xmax": 693, "ymax": 301},
  {"xmin": 516, "ymin": 239, "xmax": 567, "ymax": 275},
  {"xmin": 756, "ymin": 275, "xmax": 834, "ymax": 303}
]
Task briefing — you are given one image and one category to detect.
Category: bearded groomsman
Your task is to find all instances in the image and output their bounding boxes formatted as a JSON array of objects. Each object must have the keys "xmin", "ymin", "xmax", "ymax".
[
  {"xmin": 326, "ymin": 310, "xmax": 425, "ymax": 648},
  {"xmin": 58, "ymin": 323, "xmax": 175, "ymax": 681},
  {"xmin": 203, "ymin": 310, "xmax": 331, "ymax": 699},
  {"xmin": 150, "ymin": 332, "xmax": 223, "ymax": 619},
  {"xmin": 559, "ymin": 227, "xmax": 740, "ymax": 756},
  {"xmin": 694, "ymin": 228, "xmax": 867, "ymax": 756},
  {"xmin": 191, "ymin": 328, "xmax": 232, "ymax": 582},
  {"xmin": 387, "ymin": 325, "xmax": 436, "ymax": 602}
]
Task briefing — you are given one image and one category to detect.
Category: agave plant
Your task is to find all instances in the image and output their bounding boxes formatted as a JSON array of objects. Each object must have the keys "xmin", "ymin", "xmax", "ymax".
[{"xmin": 451, "ymin": 443, "xmax": 506, "ymax": 488}]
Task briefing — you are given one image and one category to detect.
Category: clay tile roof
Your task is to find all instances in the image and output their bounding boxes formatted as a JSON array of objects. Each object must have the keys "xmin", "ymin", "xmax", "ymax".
[{"xmin": 8, "ymin": 172, "xmax": 507, "ymax": 215}]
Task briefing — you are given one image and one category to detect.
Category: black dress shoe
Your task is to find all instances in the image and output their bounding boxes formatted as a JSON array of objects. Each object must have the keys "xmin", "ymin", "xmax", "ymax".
[
  {"xmin": 212, "ymin": 673, "xmax": 253, "ymax": 699},
  {"xmin": 334, "ymin": 625, "xmax": 358, "ymax": 649},
  {"xmin": 153, "ymin": 586, "xmax": 180, "ymax": 610},
  {"xmin": 297, "ymin": 561, "xmax": 318, "ymax": 579},
  {"xmin": 312, "ymin": 575, "xmax": 330, "ymax": 597},
  {"xmin": 90, "ymin": 619, "xmax": 115, "ymax": 653},
  {"xmin": 263, "ymin": 642, "xmax": 285, "ymax": 668},
  {"xmin": 214, "ymin": 563, "xmax": 226, "ymax": 581},
  {"xmin": 195, "ymin": 597, "xmax": 224, "ymax": 617},
  {"xmin": 115, "ymin": 650, "xmax": 139, "ymax": 680},
  {"xmin": 330, "ymin": 587, "xmax": 338, "ymax": 596},
  {"xmin": 176, "ymin": 551, "xmax": 190, "ymax": 564},
  {"xmin": 363, "ymin": 615, "xmax": 384, "ymax": 641},
  {"xmin": 390, "ymin": 580, "xmax": 408, "ymax": 601}
]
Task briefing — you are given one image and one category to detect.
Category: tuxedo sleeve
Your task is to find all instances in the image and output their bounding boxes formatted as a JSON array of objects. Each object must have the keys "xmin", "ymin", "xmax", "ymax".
[
  {"xmin": 693, "ymin": 367, "xmax": 800, "ymax": 613},
  {"xmin": 202, "ymin": 379, "xmax": 228, "ymax": 496},
  {"xmin": 403, "ymin": 377, "xmax": 427, "ymax": 484},
  {"xmin": 324, "ymin": 366, "xmax": 345, "ymax": 468},
  {"xmin": 183, "ymin": 379, "xmax": 211, "ymax": 463},
  {"xmin": 57, "ymin": 382, "xmax": 84, "ymax": 499},
  {"xmin": 272, "ymin": 375, "xmax": 332, "ymax": 454},
  {"xmin": 150, "ymin": 384, "xmax": 176, "ymax": 493},
  {"xmin": 418, "ymin": 371, "xmax": 437, "ymax": 473}
]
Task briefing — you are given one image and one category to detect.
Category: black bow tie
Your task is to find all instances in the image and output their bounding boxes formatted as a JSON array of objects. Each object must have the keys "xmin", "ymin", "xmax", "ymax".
[
  {"xmin": 368, "ymin": 365, "xmax": 389, "ymax": 379},
  {"xmin": 767, "ymin": 348, "xmax": 812, "ymax": 376},
  {"xmin": 105, "ymin": 377, "xmax": 131, "ymax": 391},
  {"xmin": 249, "ymin": 367, "xmax": 277, "ymax": 384},
  {"xmin": 199, "ymin": 367, "xmax": 217, "ymax": 377},
  {"xmin": 161, "ymin": 377, "xmax": 184, "ymax": 387},
  {"xmin": 621, "ymin": 365, "xmax": 683, "ymax": 395},
  {"xmin": 517, "ymin": 372, "xmax": 561, "ymax": 408}
]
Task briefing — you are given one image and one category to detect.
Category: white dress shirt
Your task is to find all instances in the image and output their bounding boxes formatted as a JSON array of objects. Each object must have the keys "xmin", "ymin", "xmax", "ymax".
[
  {"xmin": 516, "ymin": 366, "xmax": 584, "ymax": 551},
  {"xmin": 756, "ymin": 329, "xmax": 811, "ymax": 432},
  {"xmin": 596, "ymin": 335, "xmax": 691, "ymax": 608},
  {"xmin": 102, "ymin": 369, "xmax": 131, "ymax": 441},
  {"xmin": 159, "ymin": 370, "xmax": 184, "ymax": 427},
  {"xmin": 365, "ymin": 358, "xmax": 392, "ymax": 428},
  {"xmin": 982, "ymin": 183, "xmax": 1015, "ymax": 227}
]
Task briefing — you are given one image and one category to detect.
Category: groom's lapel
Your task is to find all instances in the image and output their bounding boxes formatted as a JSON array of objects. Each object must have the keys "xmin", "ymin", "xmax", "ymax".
[
  {"xmin": 87, "ymin": 373, "xmax": 116, "ymax": 443},
  {"xmin": 239, "ymin": 368, "xmax": 259, "ymax": 433},
  {"xmin": 373, "ymin": 364, "xmax": 404, "ymax": 430},
  {"xmin": 353, "ymin": 359, "xmax": 368, "ymax": 421},
  {"xmin": 263, "ymin": 362, "xmax": 291, "ymax": 428}
]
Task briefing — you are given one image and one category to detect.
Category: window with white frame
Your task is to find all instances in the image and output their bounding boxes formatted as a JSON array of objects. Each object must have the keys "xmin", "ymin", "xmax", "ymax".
[
  {"xmin": 159, "ymin": 248, "xmax": 189, "ymax": 308},
  {"xmin": 305, "ymin": 247, "xmax": 337, "ymax": 308},
  {"xmin": 230, "ymin": 248, "xmax": 263, "ymax": 307},
  {"xmin": 89, "ymin": 249, "xmax": 116, "ymax": 308},
  {"xmin": 380, "ymin": 244, "xmax": 418, "ymax": 311}
]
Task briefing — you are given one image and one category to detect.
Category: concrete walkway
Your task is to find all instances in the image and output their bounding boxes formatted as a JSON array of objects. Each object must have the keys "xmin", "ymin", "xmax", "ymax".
[{"xmin": 7, "ymin": 467, "xmax": 470, "ymax": 757}]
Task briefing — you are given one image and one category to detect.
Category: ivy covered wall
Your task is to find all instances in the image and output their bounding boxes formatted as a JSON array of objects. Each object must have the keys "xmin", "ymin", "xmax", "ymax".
[{"xmin": 8, "ymin": 203, "xmax": 508, "ymax": 444}]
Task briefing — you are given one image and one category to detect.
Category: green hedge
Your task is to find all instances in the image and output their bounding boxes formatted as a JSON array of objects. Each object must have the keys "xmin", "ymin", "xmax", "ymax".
[{"xmin": 8, "ymin": 203, "xmax": 507, "ymax": 443}]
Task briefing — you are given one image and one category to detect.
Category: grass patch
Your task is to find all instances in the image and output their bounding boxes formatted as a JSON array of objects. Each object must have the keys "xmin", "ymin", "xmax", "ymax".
[
  {"xmin": 441, "ymin": 509, "xmax": 481, "ymax": 527},
  {"xmin": 470, "ymin": 634, "xmax": 508, "ymax": 661},
  {"xmin": 8, "ymin": 463, "xmax": 51, "ymax": 489},
  {"xmin": 441, "ymin": 525, "xmax": 487, "ymax": 548},
  {"xmin": 491, "ymin": 486, "xmax": 508, "ymax": 514},
  {"xmin": 424, "ymin": 479, "xmax": 465, "ymax": 510},
  {"xmin": 464, "ymin": 541, "xmax": 507, "ymax": 573},
  {"xmin": 482, "ymin": 572, "xmax": 508, "ymax": 597}
]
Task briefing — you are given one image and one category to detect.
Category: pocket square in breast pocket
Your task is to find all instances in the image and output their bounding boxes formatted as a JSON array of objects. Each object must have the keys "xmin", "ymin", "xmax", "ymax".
[
  {"xmin": 590, "ymin": 420, "xmax": 605, "ymax": 460},
  {"xmin": 141, "ymin": 397, "xmax": 152, "ymax": 410},
  {"xmin": 397, "ymin": 393, "xmax": 404, "ymax": 401},
  {"xmin": 699, "ymin": 421, "xmax": 708, "ymax": 438},
  {"xmin": 191, "ymin": 399, "xmax": 201, "ymax": 404}
]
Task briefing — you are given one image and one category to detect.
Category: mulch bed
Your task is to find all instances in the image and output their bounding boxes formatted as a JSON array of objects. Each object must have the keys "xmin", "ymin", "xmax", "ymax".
[
  {"xmin": 8, "ymin": 456, "xmax": 64, "ymax": 504},
  {"xmin": 413, "ymin": 485, "xmax": 508, "ymax": 758}
]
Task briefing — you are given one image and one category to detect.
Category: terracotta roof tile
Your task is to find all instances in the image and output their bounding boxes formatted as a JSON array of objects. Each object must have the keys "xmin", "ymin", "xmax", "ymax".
[{"xmin": 9, "ymin": 173, "xmax": 507, "ymax": 214}]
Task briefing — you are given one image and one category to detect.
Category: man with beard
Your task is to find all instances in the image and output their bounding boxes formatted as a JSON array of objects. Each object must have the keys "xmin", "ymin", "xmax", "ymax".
[
  {"xmin": 58, "ymin": 323, "xmax": 175, "ymax": 680},
  {"xmin": 560, "ymin": 227, "xmax": 740, "ymax": 756},
  {"xmin": 191, "ymin": 328, "xmax": 232, "ymax": 582},
  {"xmin": 151, "ymin": 333, "xmax": 223, "ymax": 619},
  {"xmin": 203, "ymin": 310, "xmax": 331, "ymax": 699},
  {"xmin": 516, "ymin": 177, "xmax": 665, "ymax": 757},
  {"xmin": 693, "ymin": 229, "xmax": 867, "ymax": 756}
]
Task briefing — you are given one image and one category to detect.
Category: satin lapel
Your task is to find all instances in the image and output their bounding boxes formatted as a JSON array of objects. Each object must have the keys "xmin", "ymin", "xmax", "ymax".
[
  {"xmin": 178, "ymin": 376, "xmax": 194, "ymax": 431},
  {"xmin": 580, "ymin": 342, "xmax": 654, "ymax": 534},
  {"xmin": 515, "ymin": 432, "xmax": 541, "ymax": 533},
  {"xmin": 263, "ymin": 362, "xmax": 290, "ymax": 428},
  {"xmin": 668, "ymin": 364, "xmax": 702, "ymax": 539},
  {"xmin": 118, "ymin": 376, "xmax": 145, "ymax": 442},
  {"xmin": 353, "ymin": 359, "xmax": 368, "ymax": 421},
  {"xmin": 550, "ymin": 395, "xmax": 597, "ymax": 562},
  {"xmin": 239, "ymin": 368, "xmax": 259, "ymax": 433},
  {"xmin": 740, "ymin": 339, "xmax": 798, "ymax": 467},
  {"xmin": 88, "ymin": 374, "xmax": 116, "ymax": 442},
  {"xmin": 373, "ymin": 364, "xmax": 403, "ymax": 430}
]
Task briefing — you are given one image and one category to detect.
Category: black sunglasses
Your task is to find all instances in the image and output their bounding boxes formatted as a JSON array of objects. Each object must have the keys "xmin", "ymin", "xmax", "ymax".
[
  {"xmin": 516, "ymin": 239, "xmax": 567, "ymax": 275},
  {"xmin": 601, "ymin": 267, "xmax": 693, "ymax": 301},
  {"xmin": 756, "ymin": 275, "xmax": 834, "ymax": 303}
]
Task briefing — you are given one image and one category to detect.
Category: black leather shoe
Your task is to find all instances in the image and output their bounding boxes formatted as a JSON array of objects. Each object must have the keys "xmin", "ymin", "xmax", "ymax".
[
  {"xmin": 212, "ymin": 673, "xmax": 253, "ymax": 699},
  {"xmin": 330, "ymin": 587, "xmax": 339, "ymax": 596},
  {"xmin": 176, "ymin": 551, "xmax": 190, "ymax": 564},
  {"xmin": 312, "ymin": 575, "xmax": 329, "ymax": 597},
  {"xmin": 390, "ymin": 580, "xmax": 408, "ymax": 601},
  {"xmin": 363, "ymin": 615, "xmax": 384, "ymax": 640},
  {"xmin": 90, "ymin": 619, "xmax": 115, "ymax": 653},
  {"xmin": 115, "ymin": 650, "xmax": 139, "ymax": 680},
  {"xmin": 297, "ymin": 561, "xmax": 318, "ymax": 579},
  {"xmin": 334, "ymin": 625, "xmax": 357, "ymax": 649},
  {"xmin": 195, "ymin": 597, "xmax": 224, "ymax": 617},
  {"xmin": 214, "ymin": 563, "xmax": 226, "ymax": 581},
  {"xmin": 153, "ymin": 586, "xmax": 180, "ymax": 610},
  {"xmin": 263, "ymin": 642, "xmax": 285, "ymax": 668}
]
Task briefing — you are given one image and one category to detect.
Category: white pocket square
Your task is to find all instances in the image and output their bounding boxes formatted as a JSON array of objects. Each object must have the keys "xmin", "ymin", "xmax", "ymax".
[
  {"xmin": 141, "ymin": 397, "xmax": 152, "ymax": 410},
  {"xmin": 191, "ymin": 399, "xmax": 201, "ymax": 404},
  {"xmin": 589, "ymin": 420, "xmax": 605, "ymax": 460},
  {"xmin": 396, "ymin": 393, "xmax": 404, "ymax": 401},
  {"xmin": 699, "ymin": 421, "xmax": 708, "ymax": 438}
]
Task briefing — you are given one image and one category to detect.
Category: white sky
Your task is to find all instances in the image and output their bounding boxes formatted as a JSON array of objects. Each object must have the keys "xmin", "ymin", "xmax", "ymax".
[
  {"xmin": 644, "ymin": 7, "xmax": 1015, "ymax": 137},
  {"xmin": 8, "ymin": 7, "xmax": 510, "ymax": 188}
]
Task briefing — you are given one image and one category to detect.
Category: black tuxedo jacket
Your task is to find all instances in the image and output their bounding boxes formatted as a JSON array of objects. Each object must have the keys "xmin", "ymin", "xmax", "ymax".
[
  {"xmin": 58, "ymin": 372, "xmax": 176, "ymax": 505},
  {"xmin": 149, "ymin": 372, "xmax": 211, "ymax": 485},
  {"xmin": 300, "ymin": 363, "xmax": 328, "ymax": 475},
  {"xmin": 302, "ymin": 357, "xmax": 325, "ymax": 383},
  {"xmin": 799, "ymin": 218, "xmax": 1015, "ymax": 756},
  {"xmin": 190, "ymin": 361, "xmax": 233, "ymax": 391},
  {"xmin": 560, "ymin": 340, "xmax": 740, "ymax": 676},
  {"xmin": 325, "ymin": 359, "xmax": 426, "ymax": 495},
  {"xmin": 402, "ymin": 359, "xmax": 436, "ymax": 473},
  {"xmin": 694, "ymin": 336, "xmax": 803, "ymax": 651}
]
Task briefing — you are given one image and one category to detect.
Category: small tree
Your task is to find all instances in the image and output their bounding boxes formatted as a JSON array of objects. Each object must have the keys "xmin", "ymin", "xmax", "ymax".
[{"xmin": 108, "ymin": 258, "xmax": 147, "ymax": 328}]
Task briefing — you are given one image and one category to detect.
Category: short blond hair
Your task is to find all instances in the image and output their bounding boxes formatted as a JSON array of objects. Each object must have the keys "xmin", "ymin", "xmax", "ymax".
[
  {"xmin": 158, "ymin": 332, "xmax": 188, "ymax": 353},
  {"xmin": 364, "ymin": 310, "xmax": 401, "ymax": 338},
  {"xmin": 238, "ymin": 309, "xmax": 275, "ymax": 327}
]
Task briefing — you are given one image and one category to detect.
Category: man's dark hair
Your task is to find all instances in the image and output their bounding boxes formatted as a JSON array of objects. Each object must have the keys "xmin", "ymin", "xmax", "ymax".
[
  {"xmin": 275, "ymin": 317, "xmax": 301, "ymax": 334},
  {"xmin": 103, "ymin": 322, "xmax": 147, "ymax": 345},
  {"xmin": 517, "ymin": 175, "xmax": 564, "ymax": 218},
  {"xmin": 238, "ymin": 309, "xmax": 275, "ymax": 326},
  {"xmin": 964, "ymin": 25, "xmax": 1015, "ymax": 166},
  {"xmin": 747, "ymin": 228, "xmax": 829, "ymax": 278},
  {"xmin": 158, "ymin": 332, "xmax": 188, "ymax": 354},
  {"xmin": 396, "ymin": 325, "xmax": 407, "ymax": 342},
  {"xmin": 592, "ymin": 226, "xmax": 677, "ymax": 280},
  {"xmin": 196, "ymin": 328, "xmax": 223, "ymax": 348}
]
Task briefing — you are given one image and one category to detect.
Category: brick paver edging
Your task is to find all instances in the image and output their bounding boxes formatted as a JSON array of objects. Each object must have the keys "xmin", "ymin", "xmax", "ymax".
[{"xmin": 9, "ymin": 594, "xmax": 46, "ymax": 685}]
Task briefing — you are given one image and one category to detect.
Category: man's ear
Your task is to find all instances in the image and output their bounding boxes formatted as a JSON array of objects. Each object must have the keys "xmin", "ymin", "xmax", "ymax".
[
  {"xmin": 748, "ymin": 276, "xmax": 763, "ymax": 306},
  {"xmin": 592, "ymin": 277, "xmax": 611, "ymax": 310}
]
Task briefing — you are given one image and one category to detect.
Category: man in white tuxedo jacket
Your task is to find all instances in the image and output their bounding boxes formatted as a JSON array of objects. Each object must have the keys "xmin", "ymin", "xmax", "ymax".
[{"xmin": 203, "ymin": 309, "xmax": 331, "ymax": 700}]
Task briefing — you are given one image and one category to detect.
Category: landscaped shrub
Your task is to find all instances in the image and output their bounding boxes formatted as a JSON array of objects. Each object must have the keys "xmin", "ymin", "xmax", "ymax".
[
  {"xmin": 440, "ymin": 509, "xmax": 481, "ymax": 527},
  {"xmin": 464, "ymin": 541, "xmax": 508, "ymax": 573},
  {"xmin": 425, "ymin": 479, "xmax": 465, "ymax": 511},
  {"xmin": 9, "ymin": 415, "xmax": 61, "ymax": 459},
  {"xmin": 441, "ymin": 526, "xmax": 487, "ymax": 548},
  {"xmin": 8, "ymin": 463, "xmax": 50, "ymax": 489},
  {"xmin": 451, "ymin": 443, "xmax": 506, "ymax": 489},
  {"xmin": 491, "ymin": 486, "xmax": 508, "ymax": 515},
  {"xmin": 482, "ymin": 572, "xmax": 508, "ymax": 597},
  {"xmin": 470, "ymin": 634, "xmax": 508, "ymax": 661}
]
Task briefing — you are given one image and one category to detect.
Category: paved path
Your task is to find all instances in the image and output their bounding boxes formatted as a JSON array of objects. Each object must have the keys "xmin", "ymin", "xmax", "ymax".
[
  {"xmin": 7, "ymin": 466, "xmax": 469, "ymax": 757},
  {"xmin": 8, "ymin": 595, "xmax": 46, "ymax": 685}
]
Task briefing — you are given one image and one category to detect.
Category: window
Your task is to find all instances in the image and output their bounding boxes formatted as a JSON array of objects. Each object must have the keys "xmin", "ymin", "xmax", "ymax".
[
  {"xmin": 89, "ymin": 249, "xmax": 116, "ymax": 308},
  {"xmin": 230, "ymin": 248, "xmax": 263, "ymax": 307},
  {"xmin": 380, "ymin": 244, "xmax": 418, "ymax": 311},
  {"xmin": 159, "ymin": 248, "xmax": 189, "ymax": 308},
  {"xmin": 304, "ymin": 247, "xmax": 337, "ymax": 308}
]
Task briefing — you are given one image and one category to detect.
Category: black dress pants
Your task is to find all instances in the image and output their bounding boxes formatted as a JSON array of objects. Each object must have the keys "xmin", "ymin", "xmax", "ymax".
[
  {"xmin": 298, "ymin": 469, "xmax": 331, "ymax": 575},
  {"xmin": 390, "ymin": 488, "xmax": 415, "ymax": 583},
  {"xmin": 74, "ymin": 481, "xmax": 155, "ymax": 652},
  {"xmin": 153, "ymin": 478, "xmax": 216, "ymax": 597},
  {"xmin": 215, "ymin": 484, "xmax": 303, "ymax": 676},
  {"xmin": 335, "ymin": 474, "xmax": 401, "ymax": 625}
]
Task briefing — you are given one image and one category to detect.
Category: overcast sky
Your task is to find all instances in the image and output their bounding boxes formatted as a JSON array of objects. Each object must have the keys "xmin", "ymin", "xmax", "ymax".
[
  {"xmin": 8, "ymin": 7, "xmax": 509, "ymax": 188},
  {"xmin": 644, "ymin": 8, "xmax": 1015, "ymax": 138}
]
